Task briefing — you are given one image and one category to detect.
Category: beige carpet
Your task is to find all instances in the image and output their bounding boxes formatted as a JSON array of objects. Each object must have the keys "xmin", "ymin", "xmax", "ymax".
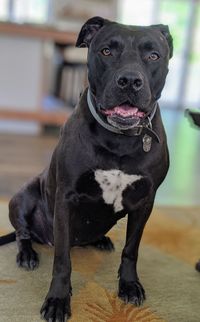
[{"xmin": 1, "ymin": 201, "xmax": 200, "ymax": 322}]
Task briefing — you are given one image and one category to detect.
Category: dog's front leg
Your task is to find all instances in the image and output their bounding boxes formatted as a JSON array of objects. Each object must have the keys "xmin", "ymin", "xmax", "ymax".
[
  {"xmin": 118, "ymin": 196, "xmax": 155, "ymax": 306},
  {"xmin": 41, "ymin": 187, "xmax": 72, "ymax": 322}
]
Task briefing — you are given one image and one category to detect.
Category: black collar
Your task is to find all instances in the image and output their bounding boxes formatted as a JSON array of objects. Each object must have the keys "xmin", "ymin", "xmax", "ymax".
[{"xmin": 87, "ymin": 89, "xmax": 160, "ymax": 143}]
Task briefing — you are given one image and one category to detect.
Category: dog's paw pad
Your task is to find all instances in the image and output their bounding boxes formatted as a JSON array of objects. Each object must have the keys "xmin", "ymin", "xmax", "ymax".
[
  {"xmin": 90, "ymin": 236, "xmax": 115, "ymax": 251},
  {"xmin": 118, "ymin": 279, "xmax": 145, "ymax": 306},
  {"xmin": 16, "ymin": 248, "xmax": 39, "ymax": 270},
  {"xmin": 40, "ymin": 297, "xmax": 71, "ymax": 322}
]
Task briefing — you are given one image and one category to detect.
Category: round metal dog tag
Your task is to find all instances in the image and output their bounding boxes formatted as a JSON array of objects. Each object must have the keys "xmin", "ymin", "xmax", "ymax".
[{"xmin": 143, "ymin": 134, "xmax": 152, "ymax": 152}]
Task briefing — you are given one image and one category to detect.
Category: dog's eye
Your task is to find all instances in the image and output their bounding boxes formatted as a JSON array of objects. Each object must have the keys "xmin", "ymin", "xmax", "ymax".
[
  {"xmin": 149, "ymin": 52, "xmax": 160, "ymax": 61},
  {"xmin": 101, "ymin": 48, "xmax": 112, "ymax": 56}
]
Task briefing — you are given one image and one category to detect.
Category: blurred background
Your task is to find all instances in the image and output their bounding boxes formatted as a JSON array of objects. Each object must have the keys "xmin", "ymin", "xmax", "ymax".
[{"xmin": 0, "ymin": 0, "xmax": 200, "ymax": 205}]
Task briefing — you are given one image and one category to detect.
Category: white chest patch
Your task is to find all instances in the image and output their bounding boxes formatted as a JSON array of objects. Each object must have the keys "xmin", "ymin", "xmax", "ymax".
[{"xmin": 95, "ymin": 169, "xmax": 142, "ymax": 212}]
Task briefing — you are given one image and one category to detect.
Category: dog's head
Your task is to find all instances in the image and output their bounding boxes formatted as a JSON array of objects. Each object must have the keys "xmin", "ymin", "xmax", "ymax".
[{"xmin": 76, "ymin": 17, "xmax": 173, "ymax": 130}]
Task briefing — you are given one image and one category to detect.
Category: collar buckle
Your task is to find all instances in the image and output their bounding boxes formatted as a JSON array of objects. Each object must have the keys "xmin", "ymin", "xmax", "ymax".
[{"xmin": 131, "ymin": 125, "xmax": 143, "ymax": 136}]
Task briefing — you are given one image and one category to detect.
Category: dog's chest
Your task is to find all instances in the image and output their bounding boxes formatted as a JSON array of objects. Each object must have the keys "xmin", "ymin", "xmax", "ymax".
[{"xmin": 94, "ymin": 170, "xmax": 142, "ymax": 212}]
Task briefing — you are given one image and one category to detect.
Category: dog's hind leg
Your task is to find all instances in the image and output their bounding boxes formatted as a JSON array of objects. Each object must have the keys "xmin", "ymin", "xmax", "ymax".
[{"xmin": 9, "ymin": 177, "xmax": 42, "ymax": 270}]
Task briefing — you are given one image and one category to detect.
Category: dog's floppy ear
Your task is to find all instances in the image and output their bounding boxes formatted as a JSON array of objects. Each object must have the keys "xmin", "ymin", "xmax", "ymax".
[
  {"xmin": 151, "ymin": 24, "xmax": 173, "ymax": 59},
  {"xmin": 76, "ymin": 16, "xmax": 105, "ymax": 48}
]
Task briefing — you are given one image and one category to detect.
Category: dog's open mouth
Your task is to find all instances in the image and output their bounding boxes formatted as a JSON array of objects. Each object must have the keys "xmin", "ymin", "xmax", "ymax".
[
  {"xmin": 101, "ymin": 104, "xmax": 145, "ymax": 118},
  {"xmin": 101, "ymin": 104, "xmax": 146, "ymax": 129}
]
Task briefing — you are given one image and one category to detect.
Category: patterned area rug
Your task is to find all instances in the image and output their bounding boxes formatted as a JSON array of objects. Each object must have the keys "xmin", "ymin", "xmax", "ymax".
[{"xmin": 0, "ymin": 201, "xmax": 200, "ymax": 322}]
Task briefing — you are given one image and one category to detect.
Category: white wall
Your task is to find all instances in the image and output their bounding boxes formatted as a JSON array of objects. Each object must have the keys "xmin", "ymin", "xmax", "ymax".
[
  {"xmin": 0, "ymin": 35, "xmax": 45, "ymax": 133},
  {"xmin": 0, "ymin": 35, "xmax": 43, "ymax": 110}
]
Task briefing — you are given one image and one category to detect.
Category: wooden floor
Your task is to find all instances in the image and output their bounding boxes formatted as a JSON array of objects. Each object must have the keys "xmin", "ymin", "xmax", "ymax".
[{"xmin": 0, "ymin": 109, "xmax": 200, "ymax": 206}]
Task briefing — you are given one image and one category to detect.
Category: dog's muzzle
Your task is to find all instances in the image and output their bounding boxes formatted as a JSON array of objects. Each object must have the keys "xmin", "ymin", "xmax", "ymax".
[{"xmin": 87, "ymin": 89, "xmax": 160, "ymax": 145}]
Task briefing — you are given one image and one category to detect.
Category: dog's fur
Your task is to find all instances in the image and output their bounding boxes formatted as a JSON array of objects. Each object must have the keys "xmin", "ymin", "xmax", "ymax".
[{"xmin": 1, "ymin": 17, "xmax": 173, "ymax": 321}]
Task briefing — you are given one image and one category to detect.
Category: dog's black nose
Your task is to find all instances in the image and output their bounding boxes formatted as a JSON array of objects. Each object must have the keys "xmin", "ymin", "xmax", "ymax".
[{"xmin": 117, "ymin": 73, "xmax": 144, "ymax": 91}]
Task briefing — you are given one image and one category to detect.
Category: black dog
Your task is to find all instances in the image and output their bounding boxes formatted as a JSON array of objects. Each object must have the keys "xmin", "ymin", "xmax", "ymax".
[{"xmin": 0, "ymin": 17, "xmax": 173, "ymax": 321}]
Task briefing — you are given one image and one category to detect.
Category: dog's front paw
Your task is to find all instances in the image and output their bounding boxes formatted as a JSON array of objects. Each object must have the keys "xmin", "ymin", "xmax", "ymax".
[
  {"xmin": 40, "ymin": 296, "xmax": 71, "ymax": 322},
  {"xmin": 118, "ymin": 279, "xmax": 146, "ymax": 306},
  {"xmin": 17, "ymin": 248, "xmax": 39, "ymax": 270}
]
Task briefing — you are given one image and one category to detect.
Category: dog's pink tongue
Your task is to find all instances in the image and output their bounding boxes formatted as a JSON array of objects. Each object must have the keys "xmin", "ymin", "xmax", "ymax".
[
  {"xmin": 114, "ymin": 106, "xmax": 139, "ymax": 117},
  {"xmin": 104, "ymin": 105, "xmax": 145, "ymax": 117}
]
